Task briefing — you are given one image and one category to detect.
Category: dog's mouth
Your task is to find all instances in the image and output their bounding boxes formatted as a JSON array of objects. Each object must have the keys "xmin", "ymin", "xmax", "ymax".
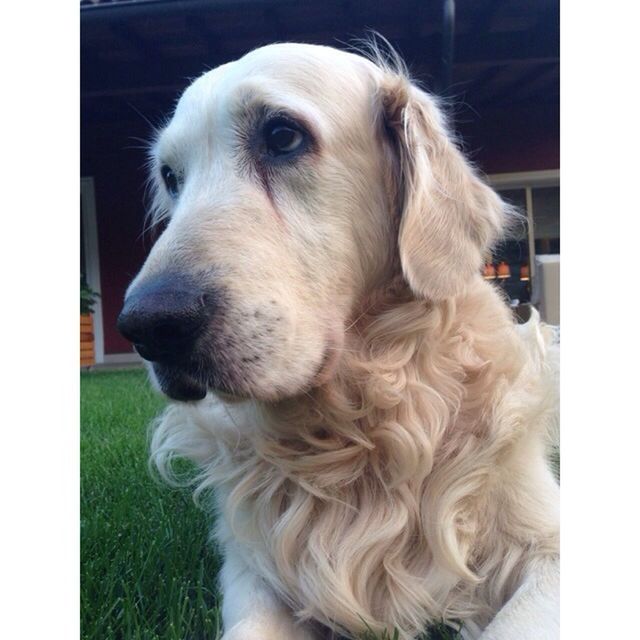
[
  {"xmin": 151, "ymin": 353, "xmax": 244, "ymax": 402},
  {"xmin": 153, "ymin": 362, "xmax": 208, "ymax": 401},
  {"xmin": 151, "ymin": 329, "xmax": 344, "ymax": 403}
]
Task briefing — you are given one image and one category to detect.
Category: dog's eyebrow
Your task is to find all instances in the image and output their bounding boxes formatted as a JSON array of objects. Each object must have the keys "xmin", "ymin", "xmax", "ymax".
[
  {"xmin": 229, "ymin": 86, "xmax": 324, "ymax": 144},
  {"xmin": 151, "ymin": 126, "xmax": 184, "ymax": 166}
]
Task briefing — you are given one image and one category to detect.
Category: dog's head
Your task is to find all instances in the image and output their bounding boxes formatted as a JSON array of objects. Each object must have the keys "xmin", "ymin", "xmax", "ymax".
[{"xmin": 117, "ymin": 43, "xmax": 512, "ymax": 402}]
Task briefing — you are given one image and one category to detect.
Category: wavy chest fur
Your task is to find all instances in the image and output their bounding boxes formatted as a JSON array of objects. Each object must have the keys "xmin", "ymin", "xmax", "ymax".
[{"xmin": 151, "ymin": 283, "xmax": 559, "ymax": 639}]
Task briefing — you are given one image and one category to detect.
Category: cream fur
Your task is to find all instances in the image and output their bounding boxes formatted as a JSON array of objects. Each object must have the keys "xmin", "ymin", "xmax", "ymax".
[
  {"xmin": 151, "ymin": 283, "xmax": 559, "ymax": 639},
  {"xmin": 133, "ymin": 41, "xmax": 560, "ymax": 640}
]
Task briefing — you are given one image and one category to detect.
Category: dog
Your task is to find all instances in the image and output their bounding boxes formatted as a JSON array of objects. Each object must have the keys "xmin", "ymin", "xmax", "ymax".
[{"xmin": 117, "ymin": 41, "xmax": 560, "ymax": 640}]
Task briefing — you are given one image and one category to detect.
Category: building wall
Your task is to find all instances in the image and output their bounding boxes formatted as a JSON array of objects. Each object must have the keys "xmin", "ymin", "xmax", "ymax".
[
  {"xmin": 81, "ymin": 120, "xmax": 152, "ymax": 355},
  {"xmin": 457, "ymin": 104, "xmax": 559, "ymax": 175}
]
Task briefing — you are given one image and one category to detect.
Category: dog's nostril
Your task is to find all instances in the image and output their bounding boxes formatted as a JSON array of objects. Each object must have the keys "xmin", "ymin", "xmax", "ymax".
[
  {"xmin": 153, "ymin": 319, "xmax": 199, "ymax": 345},
  {"xmin": 124, "ymin": 311, "xmax": 205, "ymax": 362},
  {"xmin": 201, "ymin": 292, "xmax": 216, "ymax": 310},
  {"xmin": 153, "ymin": 322, "xmax": 183, "ymax": 345}
]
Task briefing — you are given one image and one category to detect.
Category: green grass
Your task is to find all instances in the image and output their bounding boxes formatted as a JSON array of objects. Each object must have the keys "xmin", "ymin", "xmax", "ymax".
[
  {"xmin": 81, "ymin": 369, "xmax": 222, "ymax": 639},
  {"xmin": 81, "ymin": 368, "xmax": 461, "ymax": 640}
]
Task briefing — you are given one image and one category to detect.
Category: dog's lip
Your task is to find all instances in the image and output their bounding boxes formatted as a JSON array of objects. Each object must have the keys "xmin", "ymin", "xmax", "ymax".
[
  {"xmin": 154, "ymin": 363, "xmax": 208, "ymax": 402},
  {"xmin": 153, "ymin": 361, "xmax": 246, "ymax": 402}
]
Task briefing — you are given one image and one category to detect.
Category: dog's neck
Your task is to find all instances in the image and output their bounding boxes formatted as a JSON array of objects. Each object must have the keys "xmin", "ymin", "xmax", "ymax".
[
  {"xmin": 154, "ymin": 279, "xmax": 536, "ymax": 634},
  {"xmin": 208, "ymin": 279, "xmax": 527, "ymax": 631},
  {"xmin": 252, "ymin": 278, "xmax": 521, "ymax": 497}
]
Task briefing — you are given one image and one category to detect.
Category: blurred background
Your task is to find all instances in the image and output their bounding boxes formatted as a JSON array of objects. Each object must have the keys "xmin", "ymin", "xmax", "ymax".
[{"xmin": 81, "ymin": 0, "xmax": 559, "ymax": 367}]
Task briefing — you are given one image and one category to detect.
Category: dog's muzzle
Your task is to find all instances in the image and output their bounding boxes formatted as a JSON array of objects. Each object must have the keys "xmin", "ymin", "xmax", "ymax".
[{"xmin": 117, "ymin": 273, "xmax": 214, "ymax": 401}]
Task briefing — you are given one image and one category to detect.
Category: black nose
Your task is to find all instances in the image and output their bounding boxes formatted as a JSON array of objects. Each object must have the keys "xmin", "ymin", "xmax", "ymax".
[{"xmin": 117, "ymin": 274, "xmax": 210, "ymax": 362}]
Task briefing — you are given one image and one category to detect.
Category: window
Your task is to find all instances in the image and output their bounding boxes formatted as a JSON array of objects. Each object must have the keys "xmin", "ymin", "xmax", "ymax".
[
  {"xmin": 81, "ymin": 177, "xmax": 105, "ymax": 364},
  {"xmin": 487, "ymin": 171, "xmax": 560, "ymax": 308},
  {"xmin": 532, "ymin": 186, "xmax": 560, "ymax": 255}
]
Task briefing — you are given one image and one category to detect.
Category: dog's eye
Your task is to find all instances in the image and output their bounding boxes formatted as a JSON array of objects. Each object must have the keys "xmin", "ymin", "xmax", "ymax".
[
  {"xmin": 160, "ymin": 165, "xmax": 180, "ymax": 198},
  {"xmin": 264, "ymin": 121, "xmax": 304, "ymax": 156}
]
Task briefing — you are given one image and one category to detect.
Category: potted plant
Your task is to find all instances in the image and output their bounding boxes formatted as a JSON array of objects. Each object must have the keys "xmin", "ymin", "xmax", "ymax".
[{"xmin": 81, "ymin": 277, "xmax": 100, "ymax": 367}]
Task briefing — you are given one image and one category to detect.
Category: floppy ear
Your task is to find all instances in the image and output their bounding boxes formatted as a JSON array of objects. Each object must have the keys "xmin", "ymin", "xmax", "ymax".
[{"xmin": 381, "ymin": 78, "xmax": 512, "ymax": 300}]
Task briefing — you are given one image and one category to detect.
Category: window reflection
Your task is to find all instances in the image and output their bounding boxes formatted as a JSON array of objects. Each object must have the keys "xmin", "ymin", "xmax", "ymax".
[{"xmin": 486, "ymin": 182, "xmax": 560, "ymax": 311}]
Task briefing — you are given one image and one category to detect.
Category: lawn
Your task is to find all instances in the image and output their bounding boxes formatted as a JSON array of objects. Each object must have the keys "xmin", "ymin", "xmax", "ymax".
[
  {"xmin": 81, "ymin": 368, "xmax": 460, "ymax": 640},
  {"xmin": 81, "ymin": 369, "xmax": 222, "ymax": 639}
]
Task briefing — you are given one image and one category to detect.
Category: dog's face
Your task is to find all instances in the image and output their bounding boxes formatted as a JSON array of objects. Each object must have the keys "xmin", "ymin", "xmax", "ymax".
[
  {"xmin": 119, "ymin": 45, "xmax": 397, "ymax": 401},
  {"xmin": 118, "ymin": 43, "xmax": 509, "ymax": 402}
]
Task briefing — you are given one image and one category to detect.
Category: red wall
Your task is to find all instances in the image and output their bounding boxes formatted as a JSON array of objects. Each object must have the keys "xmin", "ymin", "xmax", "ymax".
[
  {"xmin": 82, "ymin": 120, "xmax": 155, "ymax": 354},
  {"xmin": 457, "ymin": 103, "xmax": 559, "ymax": 174}
]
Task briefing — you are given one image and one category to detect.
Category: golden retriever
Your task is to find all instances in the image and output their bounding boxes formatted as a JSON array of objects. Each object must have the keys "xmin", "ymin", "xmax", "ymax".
[{"xmin": 118, "ymin": 41, "xmax": 559, "ymax": 640}]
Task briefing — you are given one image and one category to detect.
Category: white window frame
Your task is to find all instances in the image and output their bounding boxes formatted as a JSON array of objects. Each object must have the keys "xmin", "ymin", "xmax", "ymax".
[
  {"xmin": 487, "ymin": 170, "xmax": 560, "ymax": 281},
  {"xmin": 81, "ymin": 177, "xmax": 142, "ymax": 366},
  {"xmin": 81, "ymin": 177, "xmax": 105, "ymax": 364}
]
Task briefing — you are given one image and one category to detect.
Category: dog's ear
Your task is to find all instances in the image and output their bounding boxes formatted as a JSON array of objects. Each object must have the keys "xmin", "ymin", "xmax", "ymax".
[{"xmin": 380, "ymin": 78, "xmax": 512, "ymax": 301}]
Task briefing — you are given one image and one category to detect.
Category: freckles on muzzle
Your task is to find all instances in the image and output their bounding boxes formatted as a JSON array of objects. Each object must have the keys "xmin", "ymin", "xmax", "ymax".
[{"xmin": 116, "ymin": 271, "xmax": 304, "ymax": 401}]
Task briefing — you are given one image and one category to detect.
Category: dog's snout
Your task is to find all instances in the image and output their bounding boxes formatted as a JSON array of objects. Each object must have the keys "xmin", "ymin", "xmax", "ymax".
[{"xmin": 117, "ymin": 274, "xmax": 210, "ymax": 362}]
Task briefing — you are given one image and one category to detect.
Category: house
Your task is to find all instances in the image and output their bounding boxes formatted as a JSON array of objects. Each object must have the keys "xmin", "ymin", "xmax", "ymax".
[{"xmin": 81, "ymin": 0, "xmax": 559, "ymax": 365}]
